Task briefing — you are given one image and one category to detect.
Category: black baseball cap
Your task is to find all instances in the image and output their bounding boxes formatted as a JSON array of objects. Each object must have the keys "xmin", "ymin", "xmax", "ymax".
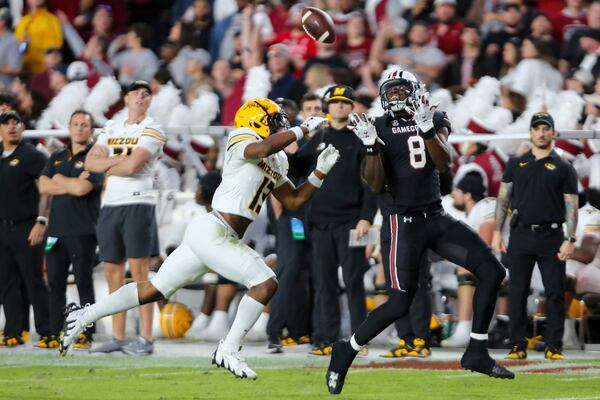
[
  {"xmin": 530, "ymin": 112, "xmax": 554, "ymax": 129},
  {"xmin": 456, "ymin": 172, "xmax": 486, "ymax": 198},
  {"xmin": 323, "ymin": 84, "xmax": 355, "ymax": 103},
  {"xmin": 126, "ymin": 80, "xmax": 151, "ymax": 94},
  {"xmin": 0, "ymin": 111, "xmax": 22, "ymax": 124}
]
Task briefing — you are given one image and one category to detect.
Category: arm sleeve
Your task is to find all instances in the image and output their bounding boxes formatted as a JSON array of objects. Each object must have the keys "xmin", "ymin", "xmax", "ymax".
[
  {"xmin": 502, "ymin": 158, "xmax": 515, "ymax": 183},
  {"xmin": 563, "ymin": 163, "xmax": 578, "ymax": 194},
  {"xmin": 40, "ymin": 154, "xmax": 56, "ymax": 178},
  {"xmin": 138, "ymin": 125, "xmax": 167, "ymax": 156},
  {"xmin": 433, "ymin": 111, "xmax": 452, "ymax": 133}
]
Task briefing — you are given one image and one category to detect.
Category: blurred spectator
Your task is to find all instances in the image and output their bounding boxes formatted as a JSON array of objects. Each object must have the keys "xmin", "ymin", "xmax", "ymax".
[
  {"xmin": 565, "ymin": 68, "xmax": 594, "ymax": 95},
  {"xmin": 380, "ymin": 21, "xmax": 447, "ymax": 87},
  {"xmin": 442, "ymin": 23, "xmax": 499, "ymax": 89},
  {"xmin": 560, "ymin": 1, "xmax": 600, "ymax": 74},
  {"xmin": 431, "ymin": 0, "xmax": 464, "ymax": 57},
  {"xmin": 0, "ymin": 91, "xmax": 15, "ymax": 113},
  {"xmin": 338, "ymin": 12, "xmax": 373, "ymax": 70},
  {"xmin": 14, "ymin": 0, "xmax": 63, "ymax": 73},
  {"xmin": 304, "ymin": 41, "xmax": 350, "ymax": 74},
  {"xmin": 29, "ymin": 46, "xmax": 63, "ymax": 103},
  {"xmin": 483, "ymin": 4, "xmax": 526, "ymax": 60},
  {"xmin": 501, "ymin": 37, "xmax": 562, "ymax": 100},
  {"xmin": 552, "ymin": 0, "xmax": 587, "ymax": 44},
  {"xmin": 267, "ymin": 43, "xmax": 299, "ymax": 102},
  {"xmin": 168, "ymin": 21, "xmax": 211, "ymax": 91},
  {"xmin": 210, "ymin": 59, "xmax": 235, "ymax": 104},
  {"xmin": 0, "ymin": 8, "xmax": 21, "ymax": 92},
  {"xmin": 181, "ymin": 0, "xmax": 214, "ymax": 51},
  {"xmin": 10, "ymin": 73, "xmax": 45, "ymax": 127},
  {"xmin": 576, "ymin": 28, "xmax": 600, "ymax": 77},
  {"xmin": 498, "ymin": 37, "xmax": 521, "ymax": 78},
  {"xmin": 352, "ymin": 93, "xmax": 374, "ymax": 115},
  {"xmin": 303, "ymin": 64, "xmax": 334, "ymax": 96},
  {"xmin": 530, "ymin": 12, "xmax": 560, "ymax": 58},
  {"xmin": 110, "ymin": 22, "xmax": 159, "ymax": 86},
  {"xmin": 268, "ymin": 4, "xmax": 318, "ymax": 74}
]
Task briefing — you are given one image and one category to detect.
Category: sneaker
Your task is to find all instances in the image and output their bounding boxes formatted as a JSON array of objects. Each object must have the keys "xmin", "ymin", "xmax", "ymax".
[
  {"xmin": 212, "ymin": 339, "xmax": 257, "ymax": 379},
  {"xmin": 0, "ymin": 335, "xmax": 24, "ymax": 347},
  {"xmin": 309, "ymin": 343, "xmax": 333, "ymax": 356},
  {"xmin": 91, "ymin": 338, "xmax": 126, "ymax": 354},
  {"xmin": 281, "ymin": 335, "xmax": 311, "ymax": 347},
  {"xmin": 461, "ymin": 341, "xmax": 514, "ymax": 379},
  {"xmin": 326, "ymin": 340, "xmax": 358, "ymax": 395},
  {"xmin": 21, "ymin": 330, "xmax": 30, "ymax": 343},
  {"xmin": 267, "ymin": 337, "xmax": 283, "ymax": 354},
  {"xmin": 505, "ymin": 344, "xmax": 527, "ymax": 360},
  {"xmin": 34, "ymin": 335, "xmax": 59, "ymax": 349},
  {"xmin": 59, "ymin": 303, "xmax": 92, "ymax": 356},
  {"xmin": 406, "ymin": 338, "xmax": 431, "ymax": 358},
  {"xmin": 73, "ymin": 333, "xmax": 93, "ymax": 351},
  {"xmin": 441, "ymin": 332, "xmax": 470, "ymax": 348},
  {"xmin": 545, "ymin": 347, "xmax": 565, "ymax": 360},
  {"xmin": 381, "ymin": 339, "xmax": 409, "ymax": 358},
  {"xmin": 121, "ymin": 337, "xmax": 154, "ymax": 356}
]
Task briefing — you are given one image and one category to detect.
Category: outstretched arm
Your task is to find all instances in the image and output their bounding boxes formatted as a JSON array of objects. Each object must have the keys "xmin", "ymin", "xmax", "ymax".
[
  {"xmin": 349, "ymin": 113, "xmax": 386, "ymax": 192},
  {"xmin": 243, "ymin": 117, "xmax": 327, "ymax": 159},
  {"xmin": 272, "ymin": 144, "xmax": 340, "ymax": 211}
]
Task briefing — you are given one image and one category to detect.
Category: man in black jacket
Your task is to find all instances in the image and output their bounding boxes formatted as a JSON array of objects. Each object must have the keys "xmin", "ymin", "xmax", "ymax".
[{"xmin": 294, "ymin": 85, "xmax": 377, "ymax": 355}]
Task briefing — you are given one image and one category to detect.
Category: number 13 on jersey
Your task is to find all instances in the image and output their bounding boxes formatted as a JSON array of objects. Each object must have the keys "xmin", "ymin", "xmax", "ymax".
[
  {"xmin": 248, "ymin": 176, "xmax": 276, "ymax": 213},
  {"xmin": 407, "ymin": 135, "xmax": 426, "ymax": 169}
]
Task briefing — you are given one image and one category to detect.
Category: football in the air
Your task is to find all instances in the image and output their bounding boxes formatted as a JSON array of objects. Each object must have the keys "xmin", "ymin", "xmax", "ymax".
[{"xmin": 301, "ymin": 6, "xmax": 336, "ymax": 44}]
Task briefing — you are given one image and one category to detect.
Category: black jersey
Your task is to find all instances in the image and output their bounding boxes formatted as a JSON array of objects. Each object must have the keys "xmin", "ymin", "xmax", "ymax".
[{"xmin": 374, "ymin": 111, "xmax": 451, "ymax": 215}]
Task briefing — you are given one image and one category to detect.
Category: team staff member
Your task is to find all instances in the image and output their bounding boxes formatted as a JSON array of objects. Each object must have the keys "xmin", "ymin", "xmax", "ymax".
[
  {"xmin": 493, "ymin": 112, "xmax": 578, "ymax": 361},
  {"xmin": 84, "ymin": 80, "xmax": 164, "ymax": 356},
  {"xmin": 295, "ymin": 85, "xmax": 378, "ymax": 356},
  {"xmin": 0, "ymin": 111, "xmax": 51, "ymax": 347},
  {"xmin": 39, "ymin": 110, "xmax": 104, "ymax": 350},
  {"xmin": 326, "ymin": 70, "xmax": 513, "ymax": 395}
]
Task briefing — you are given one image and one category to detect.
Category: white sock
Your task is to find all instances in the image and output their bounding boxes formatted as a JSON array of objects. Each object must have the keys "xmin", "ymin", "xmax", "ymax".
[
  {"xmin": 206, "ymin": 310, "xmax": 228, "ymax": 330},
  {"xmin": 470, "ymin": 332, "xmax": 488, "ymax": 341},
  {"xmin": 222, "ymin": 295, "xmax": 264, "ymax": 353},
  {"xmin": 350, "ymin": 335, "xmax": 362, "ymax": 351},
  {"xmin": 83, "ymin": 283, "xmax": 140, "ymax": 325},
  {"xmin": 453, "ymin": 320, "xmax": 472, "ymax": 337},
  {"xmin": 251, "ymin": 312, "xmax": 269, "ymax": 332}
]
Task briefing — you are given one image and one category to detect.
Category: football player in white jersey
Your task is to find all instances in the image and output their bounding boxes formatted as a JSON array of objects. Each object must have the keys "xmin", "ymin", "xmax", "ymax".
[
  {"xmin": 61, "ymin": 98, "xmax": 339, "ymax": 380},
  {"xmin": 443, "ymin": 172, "xmax": 497, "ymax": 347},
  {"xmin": 84, "ymin": 81, "xmax": 165, "ymax": 355}
]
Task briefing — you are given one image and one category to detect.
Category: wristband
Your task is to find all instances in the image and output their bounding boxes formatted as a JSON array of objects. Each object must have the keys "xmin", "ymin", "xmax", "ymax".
[
  {"xmin": 420, "ymin": 127, "xmax": 436, "ymax": 140},
  {"xmin": 291, "ymin": 126, "xmax": 304, "ymax": 141},
  {"xmin": 307, "ymin": 171, "xmax": 323, "ymax": 188},
  {"xmin": 36, "ymin": 216, "xmax": 48, "ymax": 225},
  {"xmin": 365, "ymin": 143, "xmax": 379, "ymax": 155},
  {"xmin": 565, "ymin": 236, "xmax": 576, "ymax": 243}
]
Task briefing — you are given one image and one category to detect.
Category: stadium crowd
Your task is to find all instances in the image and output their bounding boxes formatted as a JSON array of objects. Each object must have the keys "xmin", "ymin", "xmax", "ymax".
[{"xmin": 1, "ymin": 0, "xmax": 600, "ymax": 363}]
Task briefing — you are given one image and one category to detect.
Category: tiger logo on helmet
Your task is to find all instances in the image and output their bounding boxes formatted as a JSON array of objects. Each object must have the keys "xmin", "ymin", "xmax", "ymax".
[
  {"xmin": 379, "ymin": 69, "xmax": 419, "ymax": 115},
  {"xmin": 159, "ymin": 302, "xmax": 193, "ymax": 338},
  {"xmin": 234, "ymin": 98, "xmax": 291, "ymax": 138}
]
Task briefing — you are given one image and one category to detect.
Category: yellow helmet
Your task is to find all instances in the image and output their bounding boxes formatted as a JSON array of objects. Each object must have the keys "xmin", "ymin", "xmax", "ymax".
[
  {"xmin": 159, "ymin": 302, "xmax": 193, "ymax": 338},
  {"xmin": 234, "ymin": 98, "xmax": 291, "ymax": 138}
]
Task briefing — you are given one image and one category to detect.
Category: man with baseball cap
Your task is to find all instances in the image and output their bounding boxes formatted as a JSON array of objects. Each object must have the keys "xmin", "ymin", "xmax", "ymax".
[
  {"xmin": 292, "ymin": 84, "xmax": 377, "ymax": 356},
  {"xmin": 493, "ymin": 111, "xmax": 578, "ymax": 361},
  {"xmin": 84, "ymin": 79, "xmax": 164, "ymax": 355},
  {"xmin": 0, "ymin": 111, "xmax": 51, "ymax": 348}
]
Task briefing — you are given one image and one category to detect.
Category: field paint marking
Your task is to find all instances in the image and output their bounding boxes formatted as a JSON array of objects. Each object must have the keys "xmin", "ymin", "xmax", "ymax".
[
  {"xmin": 526, "ymin": 397, "xmax": 600, "ymax": 400},
  {"xmin": 0, "ymin": 370, "xmax": 199, "ymax": 383},
  {"xmin": 559, "ymin": 376, "xmax": 600, "ymax": 382}
]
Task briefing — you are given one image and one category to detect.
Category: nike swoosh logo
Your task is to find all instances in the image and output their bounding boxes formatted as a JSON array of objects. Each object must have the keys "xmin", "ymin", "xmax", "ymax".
[{"xmin": 519, "ymin": 162, "xmax": 528, "ymax": 167}]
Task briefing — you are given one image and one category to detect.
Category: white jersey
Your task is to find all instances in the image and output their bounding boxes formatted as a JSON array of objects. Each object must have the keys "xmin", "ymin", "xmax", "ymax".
[
  {"xmin": 567, "ymin": 203, "xmax": 600, "ymax": 276},
  {"xmin": 212, "ymin": 127, "xmax": 289, "ymax": 220},
  {"xmin": 97, "ymin": 116, "xmax": 166, "ymax": 206},
  {"xmin": 467, "ymin": 197, "xmax": 496, "ymax": 231},
  {"xmin": 441, "ymin": 195, "xmax": 466, "ymax": 222}
]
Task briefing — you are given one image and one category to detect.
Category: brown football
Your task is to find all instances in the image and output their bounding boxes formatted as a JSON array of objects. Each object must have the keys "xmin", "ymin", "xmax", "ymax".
[{"xmin": 301, "ymin": 6, "xmax": 336, "ymax": 44}]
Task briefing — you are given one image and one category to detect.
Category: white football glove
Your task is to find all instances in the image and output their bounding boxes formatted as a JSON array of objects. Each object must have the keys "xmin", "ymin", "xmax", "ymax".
[
  {"xmin": 301, "ymin": 116, "xmax": 329, "ymax": 134},
  {"xmin": 348, "ymin": 113, "xmax": 384, "ymax": 147},
  {"xmin": 316, "ymin": 144, "xmax": 340, "ymax": 174},
  {"xmin": 407, "ymin": 83, "xmax": 438, "ymax": 136}
]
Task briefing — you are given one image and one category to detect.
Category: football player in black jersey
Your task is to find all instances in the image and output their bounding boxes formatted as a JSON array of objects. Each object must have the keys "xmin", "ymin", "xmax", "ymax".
[{"xmin": 325, "ymin": 70, "xmax": 514, "ymax": 395}]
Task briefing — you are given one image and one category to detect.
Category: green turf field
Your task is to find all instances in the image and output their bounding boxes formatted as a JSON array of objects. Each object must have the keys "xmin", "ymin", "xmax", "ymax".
[{"xmin": 1, "ymin": 353, "xmax": 600, "ymax": 400}]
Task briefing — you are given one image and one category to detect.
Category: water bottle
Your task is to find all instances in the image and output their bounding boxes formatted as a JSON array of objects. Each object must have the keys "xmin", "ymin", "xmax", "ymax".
[{"xmin": 442, "ymin": 313, "xmax": 453, "ymax": 339}]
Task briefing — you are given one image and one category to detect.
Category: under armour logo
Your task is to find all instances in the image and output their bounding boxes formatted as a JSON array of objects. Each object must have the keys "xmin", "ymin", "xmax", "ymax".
[
  {"xmin": 403, "ymin": 216, "xmax": 412, "ymax": 223},
  {"xmin": 328, "ymin": 372, "xmax": 339, "ymax": 388}
]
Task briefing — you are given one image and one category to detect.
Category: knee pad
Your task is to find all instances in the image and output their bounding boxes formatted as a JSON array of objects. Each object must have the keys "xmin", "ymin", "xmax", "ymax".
[{"xmin": 457, "ymin": 273, "xmax": 477, "ymax": 287}]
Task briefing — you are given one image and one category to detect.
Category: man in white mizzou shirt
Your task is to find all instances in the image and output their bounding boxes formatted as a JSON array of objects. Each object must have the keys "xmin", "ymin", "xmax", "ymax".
[
  {"xmin": 83, "ymin": 80, "xmax": 165, "ymax": 356},
  {"xmin": 61, "ymin": 98, "xmax": 340, "ymax": 380}
]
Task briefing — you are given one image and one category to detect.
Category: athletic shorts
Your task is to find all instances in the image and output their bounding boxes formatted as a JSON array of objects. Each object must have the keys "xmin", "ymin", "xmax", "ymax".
[
  {"xmin": 97, "ymin": 204, "xmax": 160, "ymax": 262},
  {"xmin": 151, "ymin": 212, "xmax": 275, "ymax": 298}
]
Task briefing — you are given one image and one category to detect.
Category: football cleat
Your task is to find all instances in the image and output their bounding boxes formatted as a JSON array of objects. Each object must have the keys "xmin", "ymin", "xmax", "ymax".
[
  {"xmin": 59, "ymin": 303, "xmax": 92, "ymax": 356},
  {"xmin": 461, "ymin": 350, "xmax": 515, "ymax": 379},
  {"xmin": 381, "ymin": 339, "xmax": 409, "ymax": 358},
  {"xmin": 212, "ymin": 340, "xmax": 257, "ymax": 380},
  {"xmin": 505, "ymin": 344, "xmax": 527, "ymax": 360},
  {"xmin": 545, "ymin": 347, "xmax": 565, "ymax": 360},
  {"xmin": 310, "ymin": 344, "xmax": 333, "ymax": 356},
  {"xmin": 34, "ymin": 335, "xmax": 59, "ymax": 349},
  {"xmin": 326, "ymin": 340, "xmax": 358, "ymax": 395},
  {"xmin": 267, "ymin": 337, "xmax": 283, "ymax": 354},
  {"xmin": 405, "ymin": 338, "xmax": 431, "ymax": 358},
  {"xmin": 73, "ymin": 333, "xmax": 93, "ymax": 351},
  {"xmin": 0, "ymin": 335, "xmax": 24, "ymax": 347}
]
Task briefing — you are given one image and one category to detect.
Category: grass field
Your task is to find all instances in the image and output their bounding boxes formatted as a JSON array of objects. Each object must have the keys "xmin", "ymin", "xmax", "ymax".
[{"xmin": 1, "ymin": 349, "xmax": 600, "ymax": 400}]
